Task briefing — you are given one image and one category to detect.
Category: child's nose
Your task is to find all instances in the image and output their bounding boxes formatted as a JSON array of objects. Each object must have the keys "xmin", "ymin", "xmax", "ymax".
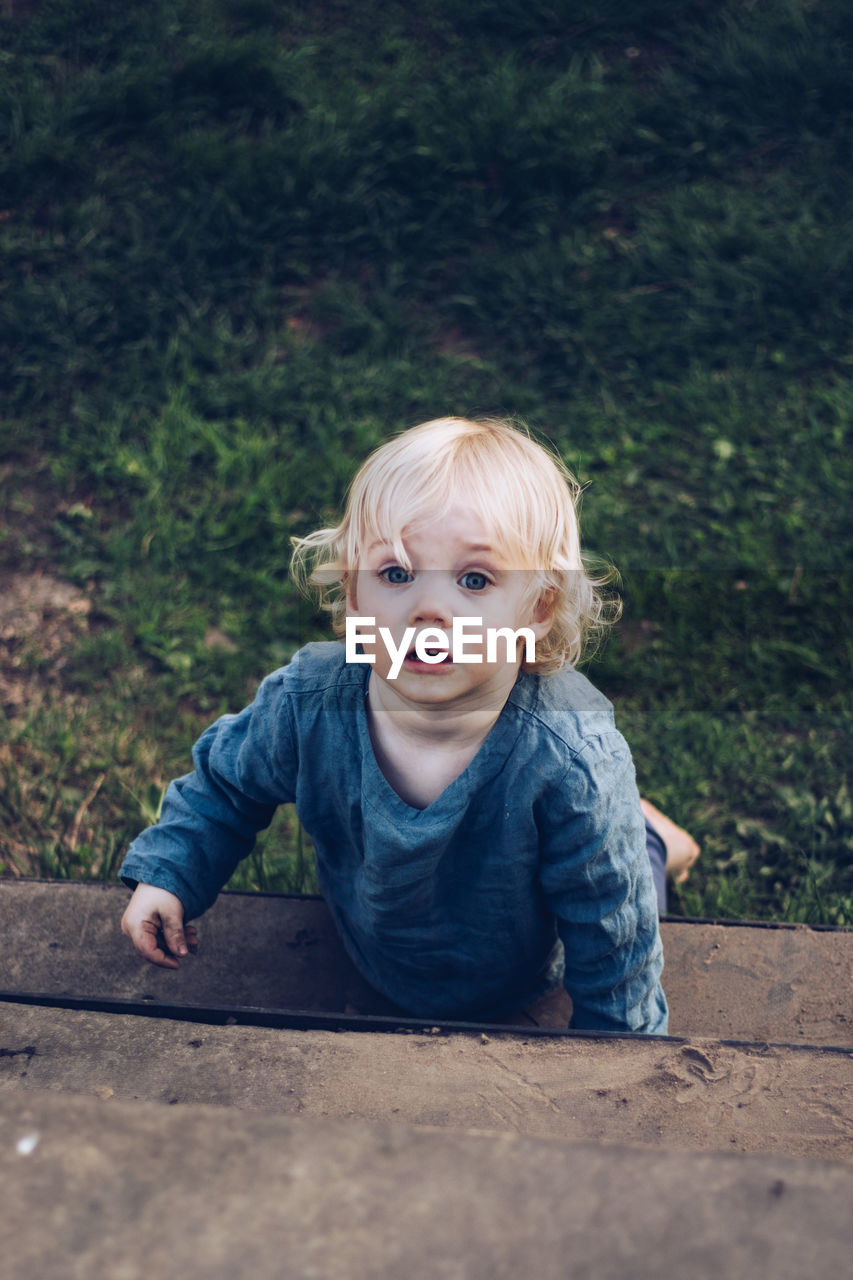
[{"xmin": 408, "ymin": 575, "xmax": 454, "ymax": 626}]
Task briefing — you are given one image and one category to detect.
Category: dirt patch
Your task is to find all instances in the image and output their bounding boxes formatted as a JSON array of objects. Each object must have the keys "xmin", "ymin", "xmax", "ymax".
[
  {"xmin": 0, "ymin": 570, "xmax": 92, "ymax": 716},
  {"xmin": 0, "ymin": 571, "xmax": 107, "ymax": 878}
]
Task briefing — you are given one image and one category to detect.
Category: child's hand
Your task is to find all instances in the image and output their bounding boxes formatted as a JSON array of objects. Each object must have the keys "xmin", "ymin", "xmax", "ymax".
[{"xmin": 120, "ymin": 883, "xmax": 199, "ymax": 969}]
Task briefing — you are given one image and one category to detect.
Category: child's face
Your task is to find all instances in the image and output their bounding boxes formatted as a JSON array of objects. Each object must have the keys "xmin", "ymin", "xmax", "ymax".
[{"xmin": 346, "ymin": 504, "xmax": 553, "ymax": 709}]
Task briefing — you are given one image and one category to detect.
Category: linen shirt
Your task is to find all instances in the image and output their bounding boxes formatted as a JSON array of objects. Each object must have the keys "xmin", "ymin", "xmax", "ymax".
[{"xmin": 119, "ymin": 642, "xmax": 668, "ymax": 1033}]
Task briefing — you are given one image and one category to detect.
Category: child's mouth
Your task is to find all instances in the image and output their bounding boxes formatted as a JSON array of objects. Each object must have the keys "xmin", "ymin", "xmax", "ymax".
[{"xmin": 404, "ymin": 646, "xmax": 452, "ymax": 666}]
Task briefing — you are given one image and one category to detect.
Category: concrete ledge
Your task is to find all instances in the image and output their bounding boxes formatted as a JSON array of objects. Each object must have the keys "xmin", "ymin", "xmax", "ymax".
[
  {"xmin": 2, "ymin": 880, "xmax": 851, "ymax": 1044},
  {"xmin": 3, "ymin": 1087, "xmax": 852, "ymax": 1279},
  {"xmin": 2, "ymin": 1001, "xmax": 852, "ymax": 1164}
]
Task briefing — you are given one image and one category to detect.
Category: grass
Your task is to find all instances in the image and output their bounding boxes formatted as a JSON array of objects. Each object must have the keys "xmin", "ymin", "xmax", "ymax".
[{"xmin": 1, "ymin": 0, "xmax": 851, "ymax": 924}]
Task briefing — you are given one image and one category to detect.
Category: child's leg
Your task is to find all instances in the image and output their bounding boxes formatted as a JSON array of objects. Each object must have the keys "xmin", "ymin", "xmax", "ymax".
[
  {"xmin": 644, "ymin": 816, "xmax": 668, "ymax": 913},
  {"xmin": 641, "ymin": 797, "xmax": 701, "ymax": 914}
]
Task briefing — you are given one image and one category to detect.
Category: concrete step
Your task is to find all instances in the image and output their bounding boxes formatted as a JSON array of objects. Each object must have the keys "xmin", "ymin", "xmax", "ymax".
[
  {"xmin": 2, "ymin": 880, "xmax": 851, "ymax": 1045},
  {"xmin": 2, "ymin": 1000, "xmax": 851, "ymax": 1165},
  {"xmin": 3, "ymin": 880, "xmax": 851, "ymax": 1273},
  {"xmin": 4, "ymin": 1086, "xmax": 852, "ymax": 1280}
]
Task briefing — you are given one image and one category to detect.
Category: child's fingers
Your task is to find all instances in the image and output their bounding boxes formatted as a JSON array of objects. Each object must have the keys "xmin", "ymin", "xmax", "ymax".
[
  {"xmin": 160, "ymin": 913, "xmax": 191, "ymax": 960},
  {"xmin": 134, "ymin": 917, "xmax": 181, "ymax": 969}
]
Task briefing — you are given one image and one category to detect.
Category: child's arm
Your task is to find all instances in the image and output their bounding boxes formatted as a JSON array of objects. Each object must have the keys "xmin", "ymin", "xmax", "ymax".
[
  {"xmin": 539, "ymin": 732, "xmax": 667, "ymax": 1035},
  {"xmin": 118, "ymin": 668, "xmax": 298, "ymax": 955}
]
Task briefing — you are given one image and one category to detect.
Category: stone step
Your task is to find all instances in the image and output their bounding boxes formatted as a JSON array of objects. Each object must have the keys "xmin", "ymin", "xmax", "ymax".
[
  {"xmin": 2, "ymin": 1000, "xmax": 851, "ymax": 1165},
  {"xmin": 1, "ymin": 880, "xmax": 851, "ymax": 1045},
  {"xmin": 4, "ymin": 1086, "xmax": 852, "ymax": 1280}
]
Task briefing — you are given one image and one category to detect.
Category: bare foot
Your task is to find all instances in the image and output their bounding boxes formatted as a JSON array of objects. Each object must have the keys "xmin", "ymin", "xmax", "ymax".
[{"xmin": 641, "ymin": 798, "xmax": 700, "ymax": 884}]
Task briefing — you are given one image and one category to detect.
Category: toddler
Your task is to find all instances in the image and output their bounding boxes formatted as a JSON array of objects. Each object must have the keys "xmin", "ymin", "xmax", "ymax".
[{"xmin": 120, "ymin": 417, "xmax": 698, "ymax": 1034}]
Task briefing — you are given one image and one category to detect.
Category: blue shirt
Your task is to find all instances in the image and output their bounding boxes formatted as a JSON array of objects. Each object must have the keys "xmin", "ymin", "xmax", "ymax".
[{"xmin": 119, "ymin": 642, "xmax": 667, "ymax": 1033}]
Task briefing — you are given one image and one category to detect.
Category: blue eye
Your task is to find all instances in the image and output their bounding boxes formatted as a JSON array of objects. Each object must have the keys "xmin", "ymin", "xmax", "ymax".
[
  {"xmin": 460, "ymin": 571, "xmax": 490, "ymax": 591},
  {"xmin": 380, "ymin": 565, "xmax": 413, "ymax": 584}
]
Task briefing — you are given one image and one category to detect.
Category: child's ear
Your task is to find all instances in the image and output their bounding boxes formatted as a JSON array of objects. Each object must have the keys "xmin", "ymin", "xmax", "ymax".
[{"xmin": 531, "ymin": 587, "xmax": 555, "ymax": 640}]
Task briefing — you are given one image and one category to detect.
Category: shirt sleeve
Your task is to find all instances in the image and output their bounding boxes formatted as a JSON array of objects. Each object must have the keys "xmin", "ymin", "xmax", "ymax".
[
  {"xmin": 118, "ymin": 668, "xmax": 298, "ymax": 919},
  {"xmin": 537, "ymin": 730, "xmax": 668, "ymax": 1035}
]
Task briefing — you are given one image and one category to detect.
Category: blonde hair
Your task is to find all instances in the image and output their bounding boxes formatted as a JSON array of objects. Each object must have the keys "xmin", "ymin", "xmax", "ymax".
[{"xmin": 290, "ymin": 417, "xmax": 618, "ymax": 672}]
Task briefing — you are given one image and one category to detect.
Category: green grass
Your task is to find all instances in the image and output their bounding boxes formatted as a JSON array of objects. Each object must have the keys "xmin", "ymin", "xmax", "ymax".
[{"xmin": 1, "ymin": 0, "xmax": 851, "ymax": 923}]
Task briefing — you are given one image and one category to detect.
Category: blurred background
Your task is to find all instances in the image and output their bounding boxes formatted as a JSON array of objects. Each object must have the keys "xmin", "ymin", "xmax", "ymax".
[{"xmin": 1, "ymin": 0, "xmax": 850, "ymax": 920}]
